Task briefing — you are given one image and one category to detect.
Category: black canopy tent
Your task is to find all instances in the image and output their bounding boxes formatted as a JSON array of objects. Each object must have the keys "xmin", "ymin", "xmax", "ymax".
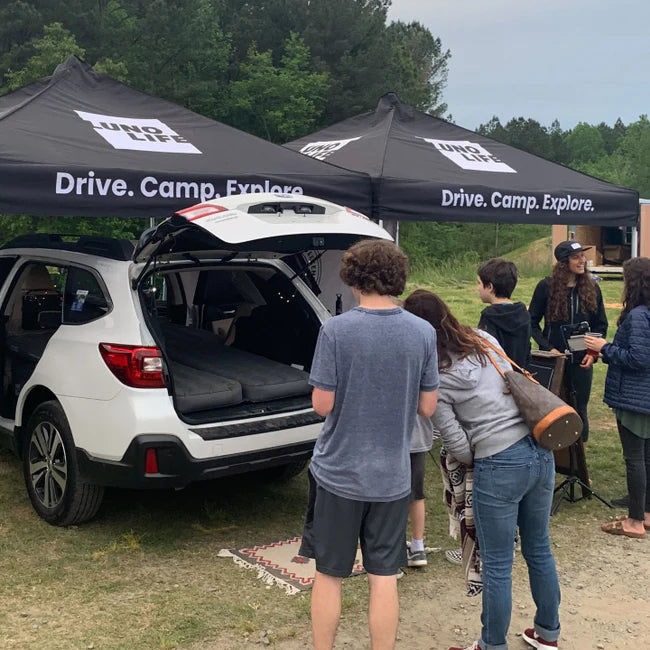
[
  {"xmin": 0, "ymin": 57, "xmax": 372, "ymax": 219},
  {"xmin": 286, "ymin": 93, "xmax": 639, "ymax": 227}
]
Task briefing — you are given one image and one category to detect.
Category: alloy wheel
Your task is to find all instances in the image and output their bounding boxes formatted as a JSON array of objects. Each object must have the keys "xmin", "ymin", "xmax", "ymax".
[{"xmin": 28, "ymin": 421, "xmax": 68, "ymax": 509}]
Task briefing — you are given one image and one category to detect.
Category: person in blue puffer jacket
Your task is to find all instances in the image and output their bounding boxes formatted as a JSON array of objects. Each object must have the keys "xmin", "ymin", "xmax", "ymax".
[{"xmin": 585, "ymin": 257, "xmax": 650, "ymax": 539}]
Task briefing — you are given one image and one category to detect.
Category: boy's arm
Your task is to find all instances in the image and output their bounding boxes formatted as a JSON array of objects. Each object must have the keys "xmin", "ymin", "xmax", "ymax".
[
  {"xmin": 309, "ymin": 326, "xmax": 337, "ymax": 416},
  {"xmin": 417, "ymin": 390, "xmax": 438, "ymax": 417},
  {"xmin": 418, "ymin": 328, "xmax": 440, "ymax": 418},
  {"xmin": 312, "ymin": 387, "xmax": 335, "ymax": 416}
]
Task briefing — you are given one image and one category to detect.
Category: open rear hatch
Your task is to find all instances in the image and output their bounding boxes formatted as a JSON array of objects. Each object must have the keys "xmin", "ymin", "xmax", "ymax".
[{"xmin": 133, "ymin": 193, "xmax": 391, "ymax": 263}]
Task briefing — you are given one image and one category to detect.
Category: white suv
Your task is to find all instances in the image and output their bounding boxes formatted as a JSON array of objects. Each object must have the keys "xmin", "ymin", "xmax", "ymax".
[{"xmin": 0, "ymin": 193, "xmax": 389, "ymax": 525}]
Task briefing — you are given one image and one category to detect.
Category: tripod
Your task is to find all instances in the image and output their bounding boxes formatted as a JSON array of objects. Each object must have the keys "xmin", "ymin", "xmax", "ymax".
[
  {"xmin": 551, "ymin": 361, "xmax": 613, "ymax": 515},
  {"xmin": 551, "ymin": 441, "xmax": 612, "ymax": 515}
]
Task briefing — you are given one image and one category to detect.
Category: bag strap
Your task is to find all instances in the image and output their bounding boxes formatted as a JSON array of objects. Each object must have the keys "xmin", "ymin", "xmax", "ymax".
[{"xmin": 476, "ymin": 335, "xmax": 540, "ymax": 385}]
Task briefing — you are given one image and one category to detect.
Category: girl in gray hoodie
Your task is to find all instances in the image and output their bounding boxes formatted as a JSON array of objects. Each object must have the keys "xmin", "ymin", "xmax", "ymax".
[{"xmin": 404, "ymin": 290, "xmax": 561, "ymax": 650}]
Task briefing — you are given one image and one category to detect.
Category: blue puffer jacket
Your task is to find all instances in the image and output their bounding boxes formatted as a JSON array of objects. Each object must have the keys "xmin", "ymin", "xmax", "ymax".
[{"xmin": 602, "ymin": 305, "xmax": 650, "ymax": 415}]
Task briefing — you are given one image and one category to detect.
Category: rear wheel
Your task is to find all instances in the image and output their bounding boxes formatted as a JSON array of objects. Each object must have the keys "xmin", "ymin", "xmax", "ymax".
[{"xmin": 23, "ymin": 401, "xmax": 104, "ymax": 526}]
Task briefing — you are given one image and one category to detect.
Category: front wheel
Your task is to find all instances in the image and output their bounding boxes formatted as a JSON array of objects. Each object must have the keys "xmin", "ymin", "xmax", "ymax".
[{"xmin": 23, "ymin": 401, "xmax": 104, "ymax": 526}]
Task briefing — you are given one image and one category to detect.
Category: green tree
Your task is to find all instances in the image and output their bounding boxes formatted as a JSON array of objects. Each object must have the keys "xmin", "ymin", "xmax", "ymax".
[
  {"xmin": 565, "ymin": 122, "xmax": 606, "ymax": 165},
  {"xmin": 4, "ymin": 22, "xmax": 85, "ymax": 91},
  {"xmin": 229, "ymin": 34, "xmax": 329, "ymax": 142},
  {"xmin": 382, "ymin": 20, "xmax": 450, "ymax": 114}
]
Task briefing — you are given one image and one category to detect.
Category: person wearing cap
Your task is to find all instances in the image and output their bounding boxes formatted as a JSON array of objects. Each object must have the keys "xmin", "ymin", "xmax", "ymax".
[{"xmin": 528, "ymin": 241, "xmax": 608, "ymax": 443}]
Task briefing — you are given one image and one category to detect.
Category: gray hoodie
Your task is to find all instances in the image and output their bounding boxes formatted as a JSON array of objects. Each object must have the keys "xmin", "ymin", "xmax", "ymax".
[{"xmin": 432, "ymin": 331, "xmax": 530, "ymax": 464}]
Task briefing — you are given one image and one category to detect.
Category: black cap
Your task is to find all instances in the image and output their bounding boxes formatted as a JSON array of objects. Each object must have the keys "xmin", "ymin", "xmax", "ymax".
[{"xmin": 554, "ymin": 240, "xmax": 592, "ymax": 262}]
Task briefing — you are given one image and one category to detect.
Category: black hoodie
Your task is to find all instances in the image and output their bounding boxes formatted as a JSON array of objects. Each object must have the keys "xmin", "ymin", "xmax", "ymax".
[{"xmin": 478, "ymin": 301, "xmax": 532, "ymax": 369}]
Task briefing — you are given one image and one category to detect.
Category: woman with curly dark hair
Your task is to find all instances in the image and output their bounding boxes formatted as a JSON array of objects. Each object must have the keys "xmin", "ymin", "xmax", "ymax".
[
  {"xmin": 586, "ymin": 257, "xmax": 650, "ymax": 539},
  {"xmin": 528, "ymin": 241, "xmax": 608, "ymax": 442},
  {"xmin": 404, "ymin": 290, "xmax": 561, "ymax": 650}
]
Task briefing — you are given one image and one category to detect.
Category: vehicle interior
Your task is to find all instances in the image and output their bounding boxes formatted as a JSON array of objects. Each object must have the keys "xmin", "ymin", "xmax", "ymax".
[
  {"xmin": 0, "ymin": 262, "xmax": 63, "ymax": 418},
  {"xmin": 142, "ymin": 263, "xmax": 322, "ymax": 423}
]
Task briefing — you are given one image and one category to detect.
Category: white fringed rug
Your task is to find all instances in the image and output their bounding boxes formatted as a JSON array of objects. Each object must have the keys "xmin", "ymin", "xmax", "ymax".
[{"xmin": 218, "ymin": 536, "xmax": 364, "ymax": 595}]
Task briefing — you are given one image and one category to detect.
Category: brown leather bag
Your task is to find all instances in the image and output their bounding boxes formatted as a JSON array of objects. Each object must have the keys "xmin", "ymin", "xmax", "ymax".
[{"xmin": 479, "ymin": 337, "xmax": 582, "ymax": 451}]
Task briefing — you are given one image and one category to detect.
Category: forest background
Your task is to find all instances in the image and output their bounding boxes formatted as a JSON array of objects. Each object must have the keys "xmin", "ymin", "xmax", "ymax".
[{"xmin": 1, "ymin": 0, "xmax": 649, "ymax": 268}]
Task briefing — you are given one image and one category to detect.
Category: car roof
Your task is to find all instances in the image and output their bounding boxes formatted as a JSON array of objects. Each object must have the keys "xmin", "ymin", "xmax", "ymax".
[{"xmin": 1, "ymin": 234, "xmax": 134, "ymax": 261}]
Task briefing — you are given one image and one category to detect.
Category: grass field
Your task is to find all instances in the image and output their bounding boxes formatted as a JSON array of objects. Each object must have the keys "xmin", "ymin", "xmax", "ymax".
[{"xmin": 0, "ymin": 239, "xmax": 631, "ymax": 649}]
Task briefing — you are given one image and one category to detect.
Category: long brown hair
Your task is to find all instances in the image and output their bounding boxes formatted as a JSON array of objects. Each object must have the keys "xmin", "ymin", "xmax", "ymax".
[
  {"xmin": 619, "ymin": 256, "xmax": 650, "ymax": 325},
  {"xmin": 403, "ymin": 289, "xmax": 486, "ymax": 370},
  {"xmin": 548, "ymin": 260, "xmax": 598, "ymax": 321}
]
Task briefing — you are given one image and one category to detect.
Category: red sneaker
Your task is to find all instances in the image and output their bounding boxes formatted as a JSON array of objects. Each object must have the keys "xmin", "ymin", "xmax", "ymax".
[{"xmin": 523, "ymin": 627, "xmax": 558, "ymax": 649}]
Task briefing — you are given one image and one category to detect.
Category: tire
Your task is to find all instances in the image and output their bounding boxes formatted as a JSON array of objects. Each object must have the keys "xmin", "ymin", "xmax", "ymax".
[
  {"xmin": 257, "ymin": 458, "xmax": 308, "ymax": 483},
  {"xmin": 23, "ymin": 400, "xmax": 104, "ymax": 526}
]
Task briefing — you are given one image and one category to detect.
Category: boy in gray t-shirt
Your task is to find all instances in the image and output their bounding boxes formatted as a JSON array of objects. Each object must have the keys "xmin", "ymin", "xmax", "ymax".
[{"xmin": 300, "ymin": 239, "xmax": 438, "ymax": 650}]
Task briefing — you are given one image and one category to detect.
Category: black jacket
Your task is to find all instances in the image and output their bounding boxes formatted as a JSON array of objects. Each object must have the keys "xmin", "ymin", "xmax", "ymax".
[
  {"xmin": 478, "ymin": 302, "xmax": 532, "ymax": 369},
  {"xmin": 528, "ymin": 277, "xmax": 608, "ymax": 362}
]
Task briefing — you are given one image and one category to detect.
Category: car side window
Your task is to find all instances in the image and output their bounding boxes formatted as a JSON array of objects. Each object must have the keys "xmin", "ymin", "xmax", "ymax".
[
  {"xmin": 4, "ymin": 262, "xmax": 64, "ymax": 333},
  {"xmin": 63, "ymin": 267, "xmax": 110, "ymax": 324}
]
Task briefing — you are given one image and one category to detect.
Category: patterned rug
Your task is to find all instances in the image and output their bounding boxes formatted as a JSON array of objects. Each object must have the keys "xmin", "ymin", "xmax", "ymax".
[{"xmin": 218, "ymin": 536, "xmax": 365, "ymax": 595}]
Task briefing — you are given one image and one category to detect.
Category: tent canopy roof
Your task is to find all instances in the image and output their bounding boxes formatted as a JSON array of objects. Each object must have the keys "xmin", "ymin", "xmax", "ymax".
[
  {"xmin": 0, "ymin": 56, "xmax": 371, "ymax": 218},
  {"xmin": 286, "ymin": 93, "xmax": 639, "ymax": 226}
]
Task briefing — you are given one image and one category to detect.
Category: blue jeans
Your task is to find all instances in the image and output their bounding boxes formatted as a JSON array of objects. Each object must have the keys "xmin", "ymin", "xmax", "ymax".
[{"xmin": 474, "ymin": 436, "xmax": 561, "ymax": 650}]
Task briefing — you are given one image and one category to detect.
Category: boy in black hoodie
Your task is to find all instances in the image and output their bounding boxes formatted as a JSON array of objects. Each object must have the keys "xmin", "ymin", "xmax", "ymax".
[{"xmin": 477, "ymin": 258, "xmax": 532, "ymax": 368}]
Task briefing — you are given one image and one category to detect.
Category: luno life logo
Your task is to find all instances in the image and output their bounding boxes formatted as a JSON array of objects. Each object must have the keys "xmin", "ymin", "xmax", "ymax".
[
  {"xmin": 75, "ymin": 111, "xmax": 201, "ymax": 154},
  {"xmin": 419, "ymin": 138, "xmax": 516, "ymax": 173},
  {"xmin": 299, "ymin": 137, "xmax": 361, "ymax": 161}
]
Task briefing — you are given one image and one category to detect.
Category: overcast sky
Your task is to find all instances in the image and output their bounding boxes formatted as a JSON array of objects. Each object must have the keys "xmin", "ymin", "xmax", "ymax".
[{"xmin": 387, "ymin": 0, "xmax": 649, "ymax": 131}]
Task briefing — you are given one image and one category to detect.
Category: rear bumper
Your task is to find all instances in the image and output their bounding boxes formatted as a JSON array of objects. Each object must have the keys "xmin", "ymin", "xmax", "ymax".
[{"xmin": 76, "ymin": 435, "xmax": 314, "ymax": 489}]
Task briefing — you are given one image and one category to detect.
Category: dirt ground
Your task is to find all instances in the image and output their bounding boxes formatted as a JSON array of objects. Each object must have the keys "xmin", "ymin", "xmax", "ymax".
[{"xmin": 196, "ymin": 512, "xmax": 649, "ymax": 650}]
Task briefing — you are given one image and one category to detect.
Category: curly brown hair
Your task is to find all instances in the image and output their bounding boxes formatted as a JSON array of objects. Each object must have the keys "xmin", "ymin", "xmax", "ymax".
[
  {"xmin": 547, "ymin": 260, "xmax": 598, "ymax": 321},
  {"xmin": 339, "ymin": 239, "xmax": 408, "ymax": 296},
  {"xmin": 619, "ymin": 256, "xmax": 650, "ymax": 325},
  {"xmin": 403, "ymin": 289, "xmax": 486, "ymax": 370}
]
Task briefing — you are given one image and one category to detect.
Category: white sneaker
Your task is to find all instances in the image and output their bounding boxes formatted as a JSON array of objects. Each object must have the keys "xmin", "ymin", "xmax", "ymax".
[{"xmin": 445, "ymin": 548, "xmax": 462, "ymax": 565}]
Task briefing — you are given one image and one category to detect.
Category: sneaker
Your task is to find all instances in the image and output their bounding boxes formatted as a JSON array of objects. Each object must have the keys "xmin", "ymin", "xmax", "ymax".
[
  {"xmin": 445, "ymin": 548, "xmax": 463, "ymax": 565},
  {"xmin": 396, "ymin": 568, "xmax": 405, "ymax": 579},
  {"xmin": 407, "ymin": 549, "xmax": 427, "ymax": 567},
  {"xmin": 448, "ymin": 642, "xmax": 480, "ymax": 650},
  {"xmin": 523, "ymin": 628, "xmax": 558, "ymax": 649}
]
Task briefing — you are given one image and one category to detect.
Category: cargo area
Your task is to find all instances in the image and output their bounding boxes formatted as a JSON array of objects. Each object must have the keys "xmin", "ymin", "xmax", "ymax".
[{"xmin": 142, "ymin": 263, "xmax": 321, "ymax": 422}]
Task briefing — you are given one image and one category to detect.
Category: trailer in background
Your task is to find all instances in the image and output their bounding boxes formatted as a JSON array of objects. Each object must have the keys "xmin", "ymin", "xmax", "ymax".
[{"xmin": 552, "ymin": 201, "xmax": 650, "ymax": 276}]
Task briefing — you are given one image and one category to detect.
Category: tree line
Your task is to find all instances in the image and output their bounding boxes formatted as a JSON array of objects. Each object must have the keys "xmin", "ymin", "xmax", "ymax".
[
  {"xmin": 0, "ymin": 0, "xmax": 449, "ymax": 142},
  {"xmin": 1, "ymin": 1, "xmax": 647, "ymax": 264}
]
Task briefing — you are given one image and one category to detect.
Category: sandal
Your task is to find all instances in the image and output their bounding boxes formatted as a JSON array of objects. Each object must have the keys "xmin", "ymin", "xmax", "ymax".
[
  {"xmin": 612, "ymin": 514, "xmax": 650, "ymax": 531},
  {"xmin": 601, "ymin": 519, "xmax": 647, "ymax": 539}
]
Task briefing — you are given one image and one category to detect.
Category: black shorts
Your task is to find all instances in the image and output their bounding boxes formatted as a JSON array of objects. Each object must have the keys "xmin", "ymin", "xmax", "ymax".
[
  {"xmin": 410, "ymin": 452, "xmax": 426, "ymax": 501},
  {"xmin": 299, "ymin": 469, "xmax": 409, "ymax": 578}
]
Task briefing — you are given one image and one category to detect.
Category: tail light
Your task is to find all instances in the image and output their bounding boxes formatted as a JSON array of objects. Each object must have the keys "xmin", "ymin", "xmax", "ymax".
[{"xmin": 99, "ymin": 343, "xmax": 166, "ymax": 388}]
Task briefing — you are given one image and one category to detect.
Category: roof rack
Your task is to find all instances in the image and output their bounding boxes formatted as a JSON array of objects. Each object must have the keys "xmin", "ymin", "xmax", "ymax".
[{"xmin": 1, "ymin": 234, "xmax": 134, "ymax": 261}]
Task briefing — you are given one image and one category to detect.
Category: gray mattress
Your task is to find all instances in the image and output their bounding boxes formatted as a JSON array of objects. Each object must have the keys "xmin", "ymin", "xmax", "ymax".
[
  {"xmin": 170, "ymin": 363, "xmax": 243, "ymax": 413},
  {"xmin": 160, "ymin": 323, "xmax": 310, "ymax": 407}
]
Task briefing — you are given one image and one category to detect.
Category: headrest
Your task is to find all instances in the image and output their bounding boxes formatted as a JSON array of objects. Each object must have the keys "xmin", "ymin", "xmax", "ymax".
[{"xmin": 21, "ymin": 265, "xmax": 55, "ymax": 292}]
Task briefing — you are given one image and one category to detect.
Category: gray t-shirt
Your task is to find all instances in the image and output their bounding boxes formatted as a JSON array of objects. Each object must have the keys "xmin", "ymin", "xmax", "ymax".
[
  {"xmin": 309, "ymin": 307, "xmax": 439, "ymax": 501},
  {"xmin": 410, "ymin": 415, "xmax": 435, "ymax": 453}
]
